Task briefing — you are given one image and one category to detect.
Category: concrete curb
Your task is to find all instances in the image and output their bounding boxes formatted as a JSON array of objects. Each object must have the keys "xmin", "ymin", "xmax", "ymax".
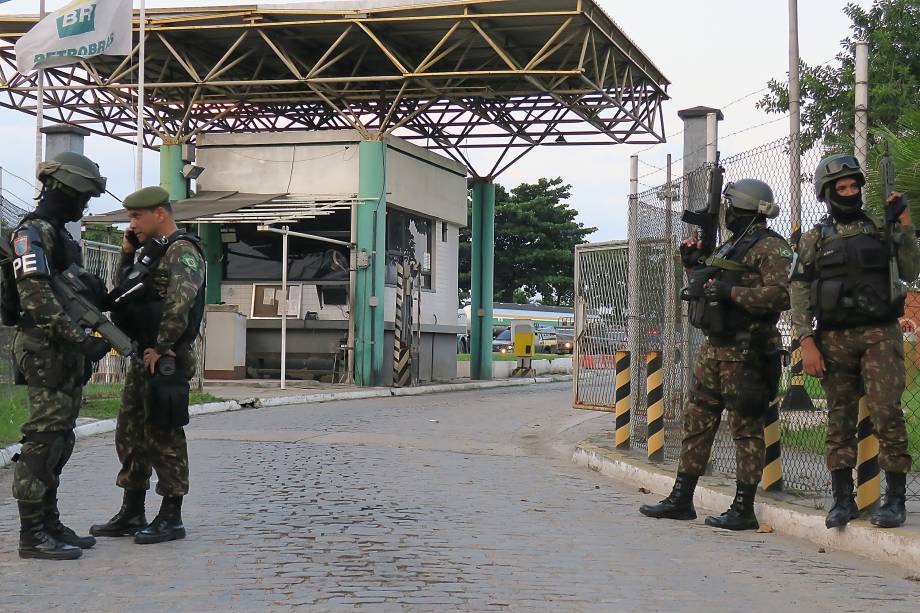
[
  {"xmin": 573, "ymin": 442, "xmax": 920, "ymax": 572},
  {"xmin": 1, "ymin": 376, "xmax": 571, "ymax": 469}
]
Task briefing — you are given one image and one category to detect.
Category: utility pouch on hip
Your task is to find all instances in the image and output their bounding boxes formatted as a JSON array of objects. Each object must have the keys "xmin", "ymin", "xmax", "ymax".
[{"xmin": 147, "ymin": 356, "xmax": 190, "ymax": 428}]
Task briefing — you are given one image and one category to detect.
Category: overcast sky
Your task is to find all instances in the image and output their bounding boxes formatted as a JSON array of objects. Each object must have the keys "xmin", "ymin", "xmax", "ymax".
[{"xmin": 0, "ymin": 0, "xmax": 868, "ymax": 239}]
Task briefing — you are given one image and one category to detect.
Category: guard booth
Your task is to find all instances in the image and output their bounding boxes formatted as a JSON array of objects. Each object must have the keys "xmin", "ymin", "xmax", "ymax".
[{"xmin": 88, "ymin": 130, "xmax": 467, "ymax": 384}]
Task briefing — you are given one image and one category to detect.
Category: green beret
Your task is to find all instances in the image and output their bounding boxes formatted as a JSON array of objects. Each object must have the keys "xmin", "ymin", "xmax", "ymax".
[{"xmin": 123, "ymin": 185, "xmax": 170, "ymax": 210}]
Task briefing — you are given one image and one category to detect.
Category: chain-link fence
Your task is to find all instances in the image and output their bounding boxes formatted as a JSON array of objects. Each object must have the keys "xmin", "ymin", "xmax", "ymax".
[
  {"xmin": 627, "ymin": 134, "xmax": 920, "ymax": 500},
  {"xmin": 572, "ymin": 241, "xmax": 628, "ymax": 410},
  {"xmin": 0, "ymin": 196, "xmax": 27, "ymax": 386}
]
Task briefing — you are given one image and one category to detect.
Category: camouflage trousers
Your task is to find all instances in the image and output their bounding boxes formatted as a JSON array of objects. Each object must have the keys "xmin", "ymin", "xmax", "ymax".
[
  {"xmin": 11, "ymin": 330, "xmax": 84, "ymax": 503},
  {"xmin": 677, "ymin": 350, "xmax": 766, "ymax": 484},
  {"xmin": 115, "ymin": 357, "xmax": 191, "ymax": 497},
  {"xmin": 819, "ymin": 323, "xmax": 912, "ymax": 473}
]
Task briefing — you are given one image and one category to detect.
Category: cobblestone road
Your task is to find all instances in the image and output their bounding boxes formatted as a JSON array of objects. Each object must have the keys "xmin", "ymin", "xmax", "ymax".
[{"xmin": 1, "ymin": 383, "xmax": 919, "ymax": 612}]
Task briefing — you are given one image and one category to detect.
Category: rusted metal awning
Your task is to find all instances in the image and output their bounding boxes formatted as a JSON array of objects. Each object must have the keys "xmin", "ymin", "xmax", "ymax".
[{"xmin": 85, "ymin": 190, "xmax": 360, "ymax": 224}]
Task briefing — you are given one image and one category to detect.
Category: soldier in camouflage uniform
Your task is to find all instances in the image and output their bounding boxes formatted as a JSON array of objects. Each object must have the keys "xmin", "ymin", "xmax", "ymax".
[
  {"xmin": 640, "ymin": 179, "xmax": 792, "ymax": 531},
  {"xmin": 89, "ymin": 186, "xmax": 205, "ymax": 544},
  {"xmin": 790, "ymin": 154, "xmax": 918, "ymax": 529},
  {"xmin": 5, "ymin": 153, "xmax": 111, "ymax": 560}
]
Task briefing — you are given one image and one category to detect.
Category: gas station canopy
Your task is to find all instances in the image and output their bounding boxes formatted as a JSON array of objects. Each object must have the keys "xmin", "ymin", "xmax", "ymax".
[{"xmin": 0, "ymin": 0, "xmax": 670, "ymax": 177}]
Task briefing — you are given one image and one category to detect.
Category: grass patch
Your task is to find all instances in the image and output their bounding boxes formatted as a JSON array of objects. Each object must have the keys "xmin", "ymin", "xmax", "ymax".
[
  {"xmin": 456, "ymin": 353, "xmax": 563, "ymax": 362},
  {"xmin": 0, "ymin": 383, "xmax": 223, "ymax": 445}
]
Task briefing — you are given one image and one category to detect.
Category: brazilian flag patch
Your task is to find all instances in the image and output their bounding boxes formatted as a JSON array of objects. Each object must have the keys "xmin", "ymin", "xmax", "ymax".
[{"xmin": 181, "ymin": 253, "xmax": 199, "ymax": 271}]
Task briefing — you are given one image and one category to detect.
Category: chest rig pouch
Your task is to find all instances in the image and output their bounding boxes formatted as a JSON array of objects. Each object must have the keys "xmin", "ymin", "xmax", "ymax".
[
  {"xmin": 110, "ymin": 232, "xmax": 205, "ymax": 352},
  {"xmin": 811, "ymin": 220, "xmax": 903, "ymax": 328},
  {"xmin": 682, "ymin": 226, "xmax": 780, "ymax": 344}
]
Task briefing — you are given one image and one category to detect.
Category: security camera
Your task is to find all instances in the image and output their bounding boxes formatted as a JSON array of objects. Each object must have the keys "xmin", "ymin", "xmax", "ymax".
[{"xmin": 181, "ymin": 163, "xmax": 204, "ymax": 180}]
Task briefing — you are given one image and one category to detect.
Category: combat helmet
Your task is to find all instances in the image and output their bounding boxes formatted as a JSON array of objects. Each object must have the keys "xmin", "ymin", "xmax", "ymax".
[
  {"xmin": 36, "ymin": 151, "xmax": 106, "ymax": 198},
  {"xmin": 814, "ymin": 153, "xmax": 864, "ymax": 202},
  {"xmin": 723, "ymin": 179, "xmax": 780, "ymax": 219}
]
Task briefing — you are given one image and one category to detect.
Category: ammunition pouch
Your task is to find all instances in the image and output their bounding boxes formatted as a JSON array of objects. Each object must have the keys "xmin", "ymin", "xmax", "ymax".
[
  {"xmin": 16, "ymin": 330, "xmax": 65, "ymax": 389},
  {"xmin": 147, "ymin": 355, "xmax": 190, "ymax": 428}
]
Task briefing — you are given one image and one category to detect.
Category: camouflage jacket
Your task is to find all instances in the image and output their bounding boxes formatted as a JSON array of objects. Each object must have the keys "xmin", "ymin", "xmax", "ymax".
[
  {"xmin": 694, "ymin": 224, "xmax": 793, "ymax": 361},
  {"xmin": 116, "ymin": 234, "xmax": 205, "ymax": 355},
  {"xmin": 789, "ymin": 215, "xmax": 920, "ymax": 341},
  {"xmin": 11, "ymin": 217, "xmax": 85, "ymax": 345}
]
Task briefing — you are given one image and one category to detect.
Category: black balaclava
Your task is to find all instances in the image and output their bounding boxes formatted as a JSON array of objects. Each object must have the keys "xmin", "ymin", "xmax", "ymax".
[
  {"xmin": 35, "ymin": 186, "xmax": 88, "ymax": 225},
  {"xmin": 826, "ymin": 182, "xmax": 863, "ymax": 223},
  {"xmin": 725, "ymin": 205, "xmax": 757, "ymax": 235}
]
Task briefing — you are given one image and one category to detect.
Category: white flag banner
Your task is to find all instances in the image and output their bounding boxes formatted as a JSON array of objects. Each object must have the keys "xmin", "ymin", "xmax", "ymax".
[{"xmin": 15, "ymin": 0, "xmax": 132, "ymax": 73}]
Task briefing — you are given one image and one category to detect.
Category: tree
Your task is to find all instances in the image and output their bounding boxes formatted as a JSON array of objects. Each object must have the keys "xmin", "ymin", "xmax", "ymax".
[
  {"xmin": 864, "ymin": 107, "xmax": 920, "ymax": 220},
  {"xmin": 757, "ymin": 0, "xmax": 920, "ymax": 150},
  {"xmin": 458, "ymin": 177, "xmax": 596, "ymax": 306},
  {"xmin": 82, "ymin": 223, "xmax": 122, "ymax": 246}
]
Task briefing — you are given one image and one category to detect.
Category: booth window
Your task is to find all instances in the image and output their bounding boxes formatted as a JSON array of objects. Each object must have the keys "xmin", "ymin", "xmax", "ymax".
[
  {"xmin": 386, "ymin": 210, "xmax": 432, "ymax": 289},
  {"xmin": 223, "ymin": 221, "xmax": 350, "ymax": 281}
]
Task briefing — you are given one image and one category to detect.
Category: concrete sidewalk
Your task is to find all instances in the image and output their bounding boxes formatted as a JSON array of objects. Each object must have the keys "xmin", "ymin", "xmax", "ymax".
[
  {"xmin": 0, "ymin": 375, "xmax": 572, "ymax": 469},
  {"xmin": 574, "ymin": 431, "xmax": 920, "ymax": 573}
]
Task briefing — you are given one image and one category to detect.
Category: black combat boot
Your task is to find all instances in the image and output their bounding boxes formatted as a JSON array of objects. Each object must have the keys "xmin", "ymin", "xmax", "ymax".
[
  {"xmin": 43, "ymin": 490, "xmax": 96, "ymax": 549},
  {"xmin": 871, "ymin": 472, "xmax": 907, "ymax": 528},
  {"xmin": 18, "ymin": 501, "xmax": 82, "ymax": 560},
  {"xmin": 89, "ymin": 490, "xmax": 147, "ymax": 537},
  {"xmin": 135, "ymin": 496, "xmax": 186, "ymax": 545},
  {"xmin": 639, "ymin": 472, "xmax": 698, "ymax": 520},
  {"xmin": 705, "ymin": 482, "xmax": 759, "ymax": 531},
  {"xmin": 825, "ymin": 469, "xmax": 858, "ymax": 529}
]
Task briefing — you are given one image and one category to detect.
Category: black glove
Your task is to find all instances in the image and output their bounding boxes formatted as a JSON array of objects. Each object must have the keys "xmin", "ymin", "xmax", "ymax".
[
  {"xmin": 704, "ymin": 279, "xmax": 734, "ymax": 303},
  {"xmin": 79, "ymin": 336, "xmax": 112, "ymax": 362},
  {"xmin": 886, "ymin": 194, "xmax": 909, "ymax": 224},
  {"xmin": 680, "ymin": 242, "xmax": 705, "ymax": 268}
]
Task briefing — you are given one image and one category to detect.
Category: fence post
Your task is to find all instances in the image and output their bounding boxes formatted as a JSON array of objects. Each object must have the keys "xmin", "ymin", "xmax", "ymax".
[
  {"xmin": 614, "ymin": 350, "xmax": 631, "ymax": 449},
  {"xmin": 646, "ymin": 351, "xmax": 664, "ymax": 461},
  {"xmin": 627, "ymin": 156, "xmax": 640, "ymax": 431},
  {"xmin": 662, "ymin": 155, "xmax": 678, "ymax": 427}
]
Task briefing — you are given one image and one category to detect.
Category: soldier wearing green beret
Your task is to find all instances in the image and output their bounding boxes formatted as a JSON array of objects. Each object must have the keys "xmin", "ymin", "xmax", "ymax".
[{"xmin": 90, "ymin": 186, "xmax": 206, "ymax": 544}]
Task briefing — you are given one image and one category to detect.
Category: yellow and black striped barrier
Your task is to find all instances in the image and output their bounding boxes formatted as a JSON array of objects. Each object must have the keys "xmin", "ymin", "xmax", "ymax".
[
  {"xmin": 855, "ymin": 396, "xmax": 881, "ymax": 512},
  {"xmin": 393, "ymin": 260, "xmax": 411, "ymax": 387},
  {"xmin": 614, "ymin": 351, "xmax": 631, "ymax": 449},
  {"xmin": 761, "ymin": 398, "xmax": 783, "ymax": 491},
  {"xmin": 646, "ymin": 351, "xmax": 664, "ymax": 462}
]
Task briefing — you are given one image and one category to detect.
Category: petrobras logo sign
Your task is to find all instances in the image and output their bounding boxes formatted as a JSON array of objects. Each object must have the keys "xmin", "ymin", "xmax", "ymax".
[
  {"xmin": 15, "ymin": 0, "xmax": 131, "ymax": 73},
  {"xmin": 56, "ymin": 3, "xmax": 97, "ymax": 39}
]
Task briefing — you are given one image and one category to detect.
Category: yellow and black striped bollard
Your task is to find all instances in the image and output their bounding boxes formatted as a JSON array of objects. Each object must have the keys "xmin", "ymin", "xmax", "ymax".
[
  {"xmin": 393, "ymin": 260, "xmax": 411, "ymax": 387},
  {"xmin": 761, "ymin": 397, "xmax": 782, "ymax": 491},
  {"xmin": 614, "ymin": 351, "xmax": 631, "ymax": 449},
  {"xmin": 646, "ymin": 351, "xmax": 664, "ymax": 462},
  {"xmin": 855, "ymin": 397, "xmax": 881, "ymax": 512}
]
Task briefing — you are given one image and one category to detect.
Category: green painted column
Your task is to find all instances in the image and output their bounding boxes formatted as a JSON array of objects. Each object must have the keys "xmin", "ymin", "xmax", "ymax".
[
  {"xmin": 160, "ymin": 143, "xmax": 221, "ymax": 304},
  {"xmin": 354, "ymin": 140, "xmax": 387, "ymax": 386},
  {"xmin": 470, "ymin": 180, "xmax": 495, "ymax": 380}
]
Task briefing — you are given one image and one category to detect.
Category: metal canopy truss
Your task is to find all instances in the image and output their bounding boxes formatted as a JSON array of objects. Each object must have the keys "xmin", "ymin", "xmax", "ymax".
[
  {"xmin": 0, "ymin": 0, "xmax": 670, "ymax": 177},
  {"xmin": 85, "ymin": 190, "xmax": 361, "ymax": 224}
]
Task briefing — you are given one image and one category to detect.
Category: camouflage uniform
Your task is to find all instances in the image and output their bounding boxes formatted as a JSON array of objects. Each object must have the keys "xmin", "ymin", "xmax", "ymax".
[
  {"xmin": 677, "ymin": 226, "xmax": 793, "ymax": 484},
  {"xmin": 790, "ymin": 216, "xmax": 920, "ymax": 474},
  {"xmin": 114, "ymin": 238, "xmax": 205, "ymax": 497},
  {"xmin": 10, "ymin": 218, "xmax": 87, "ymax": 503}
]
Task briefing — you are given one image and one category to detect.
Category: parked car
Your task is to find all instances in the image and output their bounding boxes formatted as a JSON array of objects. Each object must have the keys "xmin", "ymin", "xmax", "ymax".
[
  {"xmin": 492, "ymin": 328, "xmax": 514, "ymax": 354},
  {"xmin": 535, "ymin": 326, "xmax": 558, "ymax": 353}
]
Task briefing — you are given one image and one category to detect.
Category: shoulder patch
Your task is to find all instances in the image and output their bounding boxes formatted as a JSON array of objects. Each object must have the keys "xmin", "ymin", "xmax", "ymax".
[
  {"xmin": 181, "ymin": 252, "xmax": 200, "ymax": 271},
  {"xmin": 13, "ymin": 236, "xmax": 29, "ymax": 256},
  {"xmin": 778, "ymin": 246, "xmax": 793, "ymax": 258}
]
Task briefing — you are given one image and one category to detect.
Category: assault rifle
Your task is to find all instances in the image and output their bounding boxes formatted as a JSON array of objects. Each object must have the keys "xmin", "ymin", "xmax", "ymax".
[
  {"xmin": 52, "ymin": 265, "xmax": 137, "ymax": 357},
  {"xmin": 681, "ymin": 153, "xmax": 724, "ymax": 257},
  {"xmin": 881, "ymin": 141, "xmax": 908, "ymax": 305}
]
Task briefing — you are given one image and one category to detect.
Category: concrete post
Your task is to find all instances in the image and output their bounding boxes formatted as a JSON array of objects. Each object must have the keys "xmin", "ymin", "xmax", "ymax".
[
  {"xmin": 677, "ymin": 106, "xmax": 723, "ymax": 213},
  {"xmin": 626, "ymin": 155, "xmax": 640, "ymax": 425},
  {"xmin": 854, "ymin": 41, "xmax": 869, "ymax": 172},
  {"xmin": 355, "ymin": 140, "xmax": 387, "ymax": 386},
  {"xmin": 42, "ymin": 123, "xmax": 90, "ymax": 238},
  {"xmin": 470, "ymin": 180, "xmax": 495, "ymax": 380}
]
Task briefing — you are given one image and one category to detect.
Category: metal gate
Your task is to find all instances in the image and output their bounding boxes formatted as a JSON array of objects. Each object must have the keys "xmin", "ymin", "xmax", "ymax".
[{"xmin": 572, "ymin": 241, "xmax": 628, "ymax": 410}]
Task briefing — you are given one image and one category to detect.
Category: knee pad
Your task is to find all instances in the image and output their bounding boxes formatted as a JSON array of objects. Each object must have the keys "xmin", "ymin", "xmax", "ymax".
[{"xmin": 18, "ymin": 431, "xmax": 70, "ymax": 490}]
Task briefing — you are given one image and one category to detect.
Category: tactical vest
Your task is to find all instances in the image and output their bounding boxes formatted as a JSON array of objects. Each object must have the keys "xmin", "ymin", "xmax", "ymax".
[
  {"xmin": 684, "ymin": 226, "xmax": 784, "ymax": 342},
  {"xmin": 110, "ymin": 231, "xmax": 206, "ymax": 351},
  {"xmin": 0, "ymin": 213, "xmax": 82, "ymax": 327},
  {"xmin": 810, "ymin": 218, "xmax": 903, "ymax": 328}
]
